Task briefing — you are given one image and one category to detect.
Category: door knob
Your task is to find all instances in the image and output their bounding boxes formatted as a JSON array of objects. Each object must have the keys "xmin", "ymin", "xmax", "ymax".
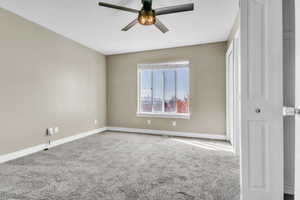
[{"xmin": 255, "ymin": 108, "xmax": 261, "ymax": 113}]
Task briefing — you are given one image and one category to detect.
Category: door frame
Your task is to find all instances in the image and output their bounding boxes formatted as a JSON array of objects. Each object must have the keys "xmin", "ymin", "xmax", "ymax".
[
  {"xmin": 226, "ymin": 34, "xmax": 241, "ymax": 156},
  {"xmin": 233, "ymin": 29, "xmax": 241, "ymax": 156},
  {"xmin": 226, "ymin": 42, "xmax": 234, "ymax": 145},
  {"xmin": 294, "ymin": 0, "xmax": 300, "ymax": 199}
]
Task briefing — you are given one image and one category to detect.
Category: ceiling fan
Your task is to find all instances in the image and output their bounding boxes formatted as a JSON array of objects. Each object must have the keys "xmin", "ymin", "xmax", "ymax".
[{"xmin": 98, "ymin": 0, "xmax": 194, "ymax": 33}]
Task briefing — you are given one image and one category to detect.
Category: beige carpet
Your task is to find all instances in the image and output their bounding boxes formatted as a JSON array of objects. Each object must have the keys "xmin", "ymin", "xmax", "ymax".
[{"xmin": 0, "ymin": 132, "xmax": 240, "ymax": 200}]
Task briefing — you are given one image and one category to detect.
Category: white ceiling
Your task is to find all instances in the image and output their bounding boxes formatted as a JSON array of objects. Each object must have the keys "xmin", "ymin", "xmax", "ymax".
[{"xmin": 0, "ymin": 0, "xmax": 239, "ymax": 55}]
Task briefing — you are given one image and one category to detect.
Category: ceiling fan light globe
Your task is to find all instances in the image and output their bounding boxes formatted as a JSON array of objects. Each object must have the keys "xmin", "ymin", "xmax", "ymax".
[{"xmin": 138, "ymin": 10, "xmax": 156, "ymax": 25}]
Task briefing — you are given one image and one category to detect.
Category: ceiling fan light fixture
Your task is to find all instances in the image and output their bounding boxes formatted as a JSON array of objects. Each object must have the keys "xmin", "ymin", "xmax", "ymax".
[
  {"xmin": 138, "ymin": 10, "xmax": 156, "ymax": 25},
  {"xmin": 98, "ymin": 1, "xmax": 194, "ymax": 33}
]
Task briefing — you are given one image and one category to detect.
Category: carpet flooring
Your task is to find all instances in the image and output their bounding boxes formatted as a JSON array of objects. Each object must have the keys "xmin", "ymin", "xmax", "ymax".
[{"xmin": 0, "ymin": 132, "xmax": 240, "ymax": 200}]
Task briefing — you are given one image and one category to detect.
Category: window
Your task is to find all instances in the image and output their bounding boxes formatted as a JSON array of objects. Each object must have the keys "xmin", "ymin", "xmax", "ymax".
[{"xmin": 137, "ymin": 61, "xmax": 190, "ymax": 119}]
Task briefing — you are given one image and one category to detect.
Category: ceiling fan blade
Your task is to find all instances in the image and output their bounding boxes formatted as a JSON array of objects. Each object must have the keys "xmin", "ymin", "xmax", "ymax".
[
  {"xmin": 98, "ymin": 2, "xmax": 139, "ymax": 13},
  {"xmin": 154, "ymin": 18, "xmax": 169, "ymax": 33},
  {"xmin": 155, "ymin": 3, "xmax": 194, "ymax": 16},
  {"xmin": 122, "ymin": 19, "xmax": 139, "ymax": 31}
]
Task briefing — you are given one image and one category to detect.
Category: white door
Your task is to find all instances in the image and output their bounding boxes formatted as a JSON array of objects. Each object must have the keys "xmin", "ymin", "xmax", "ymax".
[
  {"xmin": 294, "ymin": 1, "xmax": 300, "ymax": 199},
  {"xmin": 240, "ymin": 0, "xmax": 283, "ymax": 200},
  {"xmin": 226, "ymin": 43, "xmax": 234, "ymax": 144}
]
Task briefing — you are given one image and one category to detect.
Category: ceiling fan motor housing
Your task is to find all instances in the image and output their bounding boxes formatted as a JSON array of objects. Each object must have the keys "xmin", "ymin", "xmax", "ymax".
[
  {"xmin": 142, "ymin": 0, "xmax": 152, "ymax": 11},
  {"xmin": 138, "ymin": 10, "xmax": 156, "ymax": 25}
]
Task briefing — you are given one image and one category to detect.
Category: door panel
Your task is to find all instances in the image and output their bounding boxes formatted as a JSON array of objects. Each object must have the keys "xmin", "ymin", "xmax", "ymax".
[{"xmin": 240, "ymin": 0, "xmax": 283, "ymax": 199}]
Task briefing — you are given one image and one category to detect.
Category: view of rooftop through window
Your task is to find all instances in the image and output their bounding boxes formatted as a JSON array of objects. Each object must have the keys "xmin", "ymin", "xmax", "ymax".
[{"xmin": 138, "ymin": 62, "xmax": 189, "ymax": 116}]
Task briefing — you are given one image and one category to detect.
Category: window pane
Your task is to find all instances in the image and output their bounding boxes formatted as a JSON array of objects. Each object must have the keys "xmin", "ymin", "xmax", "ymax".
[
  {"xmin": 140, "ymin": 70, "xmax": 152, "ymax": 112},
  {"xmin": 176, "ymin": 68, "xmax": 189, "ymax": 113},
  {"xmin": 164, "ymin": 70, "xmax": 176, "ymax": 112},
  {"xmin": 153, "ymin": 70, "xmax": 163, "ymax": 112}
]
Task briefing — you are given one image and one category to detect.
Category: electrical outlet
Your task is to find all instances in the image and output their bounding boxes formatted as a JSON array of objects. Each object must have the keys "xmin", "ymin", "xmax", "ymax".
[
  {"xmin": 172, "ymin": 121, "xmax": 177, "ymax": 127},
  {"xmin": 54, "ymin": 127, "xmax": 59, "ymax": 134},
  {"xmin": 47, "ymin": 128, "xmax": 55, "ymax": 136},
  {"xmin": 147, "ymin": 120, "xmax": 151, "ymax": 125},
  {"xmin": 94, "ymin": 120, "xmax": 98, "ymax": 125}
]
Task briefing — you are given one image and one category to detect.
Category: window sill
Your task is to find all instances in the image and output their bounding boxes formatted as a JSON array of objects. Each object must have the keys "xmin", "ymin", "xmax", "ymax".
[{"xmin": 136, "ymin": 112, "xmax": 190, "ymax": 119}]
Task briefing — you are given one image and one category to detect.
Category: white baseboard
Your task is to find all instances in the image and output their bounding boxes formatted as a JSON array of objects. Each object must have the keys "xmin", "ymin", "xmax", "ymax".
[
  {"xmin": 48, "ymin": 127, "xmax": 107, "ymax": 148},
  {"xmin": 284, "ymin": 184, "xmax": 294, "ymax": 195},
  {"xmin": 0, "ymin": 127, "xmax": 106, "ymax": 164},
  {"xmin": 0, "ymin": 127, "xmax": 225, "ymax": 164},
  {"xmin": 106, "ymin": 127, "xmax": 227, "ymax": 140},
  {"xmin": 0, "ymin": 144, "xmax": 47, "ymax": 164}
]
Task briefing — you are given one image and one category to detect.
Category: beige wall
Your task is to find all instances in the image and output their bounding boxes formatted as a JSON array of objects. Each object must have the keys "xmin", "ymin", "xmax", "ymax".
[
  {"xmin": 0, "ymin": 7, "xmax": 228, "ymax": 155},
  {"xmin": 0, "ymin": 8, "xmax": 106, "ymax": 155},
  {"xmin": 107, "ymin": 42, "xmax": 227, "ymax": 135}
]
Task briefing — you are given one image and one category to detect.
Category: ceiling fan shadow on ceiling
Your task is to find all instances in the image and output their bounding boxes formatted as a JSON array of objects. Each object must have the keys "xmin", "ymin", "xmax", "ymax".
[{"xmin": 98, "ymin": 0, "xmax": 194, "ymax": 33}]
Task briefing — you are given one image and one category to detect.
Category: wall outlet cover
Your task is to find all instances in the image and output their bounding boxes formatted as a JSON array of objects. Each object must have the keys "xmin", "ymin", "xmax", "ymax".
[
  {"xmin": 54, "ymin": 127, "xmax": 59, "ymax": 133},
  {"xmin": 147, "ymin": 120, "xmax": 151, "ymax": 125},
  {"xmin": 94, "ymin": 120, "xmax": 98, "ymax": 124},
  {"xmin": 172, "ymin": 121, "xmax": 177, "ymax": 126},
  {"xmin": 47, "ymin": 128, "xmax": 55, "ymax": 136}
]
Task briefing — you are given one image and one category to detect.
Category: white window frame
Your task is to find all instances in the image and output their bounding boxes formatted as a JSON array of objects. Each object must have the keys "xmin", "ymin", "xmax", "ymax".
[{"xmin": 137, "ymin": 61, "xmax": 190, "ymax": 119}]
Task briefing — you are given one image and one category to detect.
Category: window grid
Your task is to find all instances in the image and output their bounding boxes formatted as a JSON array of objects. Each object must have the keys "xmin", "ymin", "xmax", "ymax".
[{"xmin": 138, "ymin": 65, "xmax": 189, "ymax": 117}]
